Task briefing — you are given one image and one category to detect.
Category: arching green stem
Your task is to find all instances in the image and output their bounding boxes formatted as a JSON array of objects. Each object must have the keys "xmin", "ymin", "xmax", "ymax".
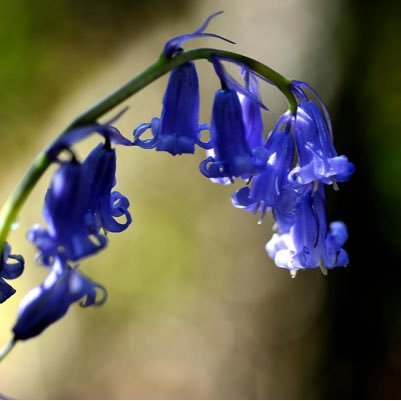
[{"xmin": 0, "ymin": 48, "xmax": 296, "ymax": 251}]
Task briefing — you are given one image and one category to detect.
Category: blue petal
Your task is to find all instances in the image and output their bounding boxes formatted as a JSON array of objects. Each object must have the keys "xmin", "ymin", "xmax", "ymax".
[
  {"xmin": 291, "ymin": 189, "xmax": 319, "ymax": 252},
  {"xmin": 272, "ymin": 184, "xmax": 350, "ymax": 271},
  {"xmin": 82, "ymin": 144, "xmax": 132, "ymax": 233},
  {"xmin": 68, "ymin": 233, "xmax": 107, "ymax": 262},
  {"xmin": 231, "ymin": 113, "xmax": 296, "ymax": 222},
  {"xmin": 231, "ymin": 187, "xmax": 255, "ymax": 209},
  {"xmin": 83, "ymin": 144, "xmax": 116, "ymax": 201},
  {"xmin": 1, "ymin": 254, "xmax": 24, "ymax": 280},
  {"xmin": 328, "ymin": 221, "xmax": 348, "ymax": 247},
  {"xmin": 200, "ymin": 88, "xmax": 267, "ymax": 182},
  {"xmin": 0, "ymin": 279, "xmax": 16, "ymax": 304},
  {"xmin": 1, "ymin": 242, "xmax": 24, "ymax": 280},
  {"xmin": 322, "ymin": 221, "xmax": 349, "ymax": 268},
  {"xmin": 133, "ymin": 119, "xmax": 159, "ymax": 149},
  {"xmin": 158, "ymin": 62, "xmax": 200, "ymax": 154},
  {"xmin": 100, "ymin": 191, "xmax": 132, "ymax": 233},
  {"xmin": 195, "ymin": 123, "xmax": 213, "ymax": 149},
  {"xmin": 79, "ymin": 277, "xmax": 107, "ymax": 307},
  {"xmin": 27, "ymin": 224, "xmax": 56, "ymax": 266}
]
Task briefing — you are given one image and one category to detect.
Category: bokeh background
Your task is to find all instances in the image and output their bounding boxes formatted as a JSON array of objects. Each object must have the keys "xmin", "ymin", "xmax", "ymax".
[{"xmin": 0, "ymin": 0, "xmax": 400, "ymax": 398}]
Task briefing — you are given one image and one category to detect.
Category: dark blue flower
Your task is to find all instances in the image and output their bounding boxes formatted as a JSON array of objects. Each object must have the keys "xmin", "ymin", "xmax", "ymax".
[
  {"xmin": 134, "ymin": 62, "xmax": 210, "ymax": 155},
  {"xmin": 163, "ymin": 11, "xmax": 234, "ymax": 58},
  {"xmin": 232, "ymin": 112, "xmax": 296, "ymax": 221},
  {"xmin": 290, "ymin": 81, "xmax": 355, "ymax": 186},
  {"xmin": 0, "ymin": 242, "xmax": 24, "ymax": 303},
  {"xmin": 200, "ymin": 88, "xmax": 268, "ymax": 184},
  {"xmin": 28, "ymin": 160, "xmax": 107, "ymax": 265},
  {"xmin": 83, "ymin": 142, "xmax": 132, "ymax": 233},
  {"xmin": 266, "ymin": 183, "xmax": 349, "ymax": 275},
  {"xmin": 12, "ymin": 257, "xmax": 106, "ymax": 341}
]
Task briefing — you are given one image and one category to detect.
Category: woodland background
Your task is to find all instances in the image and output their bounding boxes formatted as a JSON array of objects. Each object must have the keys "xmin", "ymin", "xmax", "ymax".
[{"xmin": 0, "ymin": 0, "xmax": 400, "ymax": 398}]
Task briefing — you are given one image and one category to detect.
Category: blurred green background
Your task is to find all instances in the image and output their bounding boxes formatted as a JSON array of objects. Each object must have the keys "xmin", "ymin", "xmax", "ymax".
[{"xmin": 0, "ymin": 0, "xmax": 400, "ymax": 398}]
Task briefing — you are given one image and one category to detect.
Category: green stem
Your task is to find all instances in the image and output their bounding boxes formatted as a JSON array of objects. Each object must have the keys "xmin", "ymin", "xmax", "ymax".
[
  {"xmin": 0, "ymin": 47, "xmax": 296, "ymax": 251},
  {"xmin": 0, "ymin": 338, "xmax": 17, "ymax": 362}
]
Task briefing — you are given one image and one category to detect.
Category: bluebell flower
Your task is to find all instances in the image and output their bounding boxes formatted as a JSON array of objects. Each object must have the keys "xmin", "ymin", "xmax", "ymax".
[
  {"xmin": 12, "ymin": 257, "xmax": 106, "ymax": 341},
  {"xmin": 232, "ymin": 112, "xmax": 296, "ymax": 221},
  {"xmin": 134, "ymin": 62, "xmax": 210, "ymax": 155},
  {"xmin": 163, "ymin": 11, "xmax": 234, "ymax": 58},
  {"xmin": 0, "ymin": 242, "xmax": 24, "ymax": 303},
  {"xmin": 28, "ymin": 160, "xmax": 107, "ymax": 265},
  {"xmin": 290, "ymin": 81, "xmax": 355, "ymax": 186},
  {"xmin": 200, "ymin": 87, "xmax": 268, "ymax": 184},
  {"xmin": 266, "ymin": 183, "xmax": 349, "ymax": 275},
  {"xmin": 83, "ymin": 142, "xmax": 132, "ymax": 233},
  {"xmin": 199, "ymin": 58, "xmax": 270, "ymax": 183}
]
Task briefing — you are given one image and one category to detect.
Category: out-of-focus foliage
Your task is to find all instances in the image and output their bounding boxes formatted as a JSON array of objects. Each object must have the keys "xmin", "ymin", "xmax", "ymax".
[{"xmin": 0, "ymin": 0, "xmax": 189, "ymax": 133}]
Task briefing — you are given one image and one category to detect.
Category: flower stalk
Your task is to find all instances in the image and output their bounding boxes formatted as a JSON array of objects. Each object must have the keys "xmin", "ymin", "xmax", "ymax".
[{"xmin": 0, "ymin": 48, "xmax": 296, "ymax": 253}]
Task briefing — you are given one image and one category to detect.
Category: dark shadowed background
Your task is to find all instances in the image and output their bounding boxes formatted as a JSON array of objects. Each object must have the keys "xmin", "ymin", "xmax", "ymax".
[{"xmin": 0, "ymin": 0, "xmax": 400, "ymax": 398}]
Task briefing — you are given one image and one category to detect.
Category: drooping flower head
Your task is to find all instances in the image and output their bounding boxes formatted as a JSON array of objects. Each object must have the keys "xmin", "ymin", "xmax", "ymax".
[
  {"xmin": 200, "ymin": 59, "xmax": 268, "ymax": 184},
  {"xmin": 0, "ymin": 242, "xmax": 24, "ymax": 303},
  {"xmin": 140, "ymin": 12, "xmax": 234, "ymax": 156},
  {"xmin": 83, "ymin": 142, "xmax": 132, "ymax": 233},
  {"xmin": 266, "ymin": 183, "xmax": 349, "ymax": 276},
  {"xmin": 226, "ymin": 78, "xmax": 354, "ymax": 274},
  {"xmin": 12, "ymin": 257, "xmax": 106, "ymax": 341},
  {"xmin": 232, "ymin": 112, "xmax": 296, "ymax": 220},
  {"xmin": 28, "ymin": 159, "xmax": 107, "ymax": 265},
  {"xmin": 290, "ymin": 81, "xmax": 355, "ymax": 186},
  {"xmin": 134, "ymin": 61, "xmax": 210, "ymax": 155}
]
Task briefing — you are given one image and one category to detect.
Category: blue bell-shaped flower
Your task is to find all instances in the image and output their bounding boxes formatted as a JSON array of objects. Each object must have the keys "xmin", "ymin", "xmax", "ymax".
[
  {"xmin": 266, "ymin": 183, "xmax": 349, "ymax": 275},
  {"xmin": 134, "ymin": 62, "xmax": 210, "ymax": 155},
  {"xmin": 290, "ymin": 81, "xmax": 355, "ymax": 186},
  {"xmin": 28, "ymin": 160, "xmax": 107, "ymax": 265},
  {"xmin": 200, "ymin": 88, "xmax": 268, "ymax": 184},
  {"xmin": 232, "ymin": 112, "xmax": 296, "ymax": 219},
  {"xmin": 12, "ymin": 257, "xmax": 106, "ymax": 340},
  {"xmin": 83, "ymin": 143, "xmax": 132, "ymax": 233}
]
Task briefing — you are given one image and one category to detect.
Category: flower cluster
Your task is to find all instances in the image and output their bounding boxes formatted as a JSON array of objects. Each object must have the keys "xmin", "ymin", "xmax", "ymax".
[
  {"xmin": 135, "ymin": 14, "xmax": 354, "ymax": 276},
  {"xmin": 0, "ymin": 12, "xmax": 354, "ymax": 347},
  {"xmin": 12, "ymin": 120, "xmax": 132, "ymax": 341},
  {"xmin": 233, "ymin": 81, "xmax": 354, "ymax": 275}
]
